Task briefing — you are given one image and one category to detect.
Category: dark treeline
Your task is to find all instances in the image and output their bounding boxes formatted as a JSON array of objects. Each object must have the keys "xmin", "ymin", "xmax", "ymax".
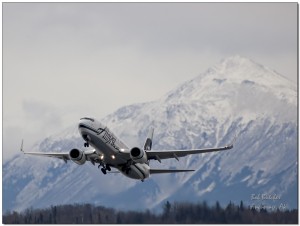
[{"xmin": 3, "ymin": 201, "xmax": 298, "ymax": 224}]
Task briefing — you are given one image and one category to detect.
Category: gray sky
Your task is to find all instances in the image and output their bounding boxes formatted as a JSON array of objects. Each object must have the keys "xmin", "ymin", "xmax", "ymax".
[{"xmin": 3, "ymin": 3, "xmax": 297, "ymax": 160}]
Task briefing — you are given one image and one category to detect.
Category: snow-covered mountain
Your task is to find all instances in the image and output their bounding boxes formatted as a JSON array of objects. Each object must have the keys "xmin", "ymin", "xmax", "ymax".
[{"xmin": 3, "ymin": 55, "xmax": 297, "ymax": 212}]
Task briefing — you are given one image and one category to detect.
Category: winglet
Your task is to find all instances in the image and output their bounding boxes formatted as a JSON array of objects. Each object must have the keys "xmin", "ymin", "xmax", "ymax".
[{"xmin": 20, "ymin": 139, "xmax": 24, "ymax": 153}]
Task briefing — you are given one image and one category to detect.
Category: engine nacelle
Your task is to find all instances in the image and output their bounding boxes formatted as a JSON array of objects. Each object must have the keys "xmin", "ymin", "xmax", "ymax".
[
  {"xmin": 69, "ymin": 149, "xmax": 86, "ymax": 165},
  {"xmin": 130, "ymin": 147, "xmax": 148, "ymax": 164}
]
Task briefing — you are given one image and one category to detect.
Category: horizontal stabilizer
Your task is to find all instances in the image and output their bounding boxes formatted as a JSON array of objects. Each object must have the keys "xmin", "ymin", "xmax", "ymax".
[{"xmin": 150, "ymin": 169, "xmax": 194, "ymax": 174}]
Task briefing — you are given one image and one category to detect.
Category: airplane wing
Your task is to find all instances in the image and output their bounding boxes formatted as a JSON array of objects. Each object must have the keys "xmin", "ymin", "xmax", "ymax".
[
  {"xmin": 22, "ymin": 150, "xmax": 70, "ymax": 163},
  {"xmin": 19, "ymin": 140, "xmax": 99, "ymax": 164},
  {"xmin": 20, "ymin": 140, "xmax": 70, "ymax": 161},
  {"xmin": 146, "ymin": 143, "xmax": 233, "ymax": 162},
  {"xmin": 22, "ymin": 151, "xmax": 70, "ymax": 160},
  {"xmin": 150, "ymin": 169, "xmax": 194, "ymax": 174},
  {"xmin": 21, "ymin": 149, "xmax": 100, "ymax": 164}
]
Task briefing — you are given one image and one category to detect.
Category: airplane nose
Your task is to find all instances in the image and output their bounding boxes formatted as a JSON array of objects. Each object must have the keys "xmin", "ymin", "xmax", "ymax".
[
  {"xmin": 79, "ymin": 117, "xmax": 95, "ymax": 127},
  {"xmin": 78, "ymin": 118, "xmax": 92, "ymax": 133}
]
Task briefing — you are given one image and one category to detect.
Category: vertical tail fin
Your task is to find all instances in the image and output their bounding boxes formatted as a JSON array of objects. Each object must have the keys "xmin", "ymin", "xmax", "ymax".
[{"xmin": 144, "ymin": 127, "xmax": 154, "ymax": 150}]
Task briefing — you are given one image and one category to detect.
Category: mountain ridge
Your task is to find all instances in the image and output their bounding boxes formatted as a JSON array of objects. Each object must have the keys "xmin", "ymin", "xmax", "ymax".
[{"xmin": 3, "ymin": 55, "xmax": 297, "ymax": 212}]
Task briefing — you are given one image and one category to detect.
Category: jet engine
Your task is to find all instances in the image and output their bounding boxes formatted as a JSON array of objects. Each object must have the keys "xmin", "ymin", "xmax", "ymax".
[
  {"xmin": 130, "ymin": 147, "xmax": 148, "ymax": 164},
  {"xmin": 69, "ymin": 149, "xmax": 86, "ymax": 165}
]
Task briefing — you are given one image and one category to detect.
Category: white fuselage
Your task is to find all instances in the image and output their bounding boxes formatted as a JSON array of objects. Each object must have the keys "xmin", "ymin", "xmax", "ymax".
[{"xmin": 78, "ymin": 118, "xmax": 150, "ymax": 180}]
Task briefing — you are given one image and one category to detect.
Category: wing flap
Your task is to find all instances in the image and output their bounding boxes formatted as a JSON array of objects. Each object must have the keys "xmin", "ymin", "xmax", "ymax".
[
  {"xmin": 23, "ymin": 151, "xmax": 70, "ymax": 159},
  {"xmin": 22, "ymin": 152, "xmax": 70, "ymax": 163},
  {"xmin": 147, "ymin": 143, "xmax": 233, "ymax": 161},
  {"xmin": 150, "ymin": 169, "xmax": 195, "ymax": 174}
]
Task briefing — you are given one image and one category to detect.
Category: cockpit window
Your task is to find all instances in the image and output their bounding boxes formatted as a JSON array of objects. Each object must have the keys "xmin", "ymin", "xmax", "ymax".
[{"xmin": 80, "ymin": 117, "xmax": 95, "ymax": 122}]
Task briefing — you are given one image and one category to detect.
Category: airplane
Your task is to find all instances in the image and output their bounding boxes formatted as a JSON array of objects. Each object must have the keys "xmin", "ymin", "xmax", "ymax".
[{"xmin": 21, "ymin": 117, "xmax": 234, "ymax": 181}]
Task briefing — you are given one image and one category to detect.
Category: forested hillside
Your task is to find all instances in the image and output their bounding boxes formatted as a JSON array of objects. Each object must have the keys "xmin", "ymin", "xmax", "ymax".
[{"xmin": 3, "ymin": 201, "xmax": 297, "ymax": 224}]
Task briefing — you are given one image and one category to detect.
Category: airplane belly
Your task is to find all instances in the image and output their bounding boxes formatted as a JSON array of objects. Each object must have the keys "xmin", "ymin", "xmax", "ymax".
[{"xmin": 88, "ymin": 133, "xmax": 128, "ymax": 165}]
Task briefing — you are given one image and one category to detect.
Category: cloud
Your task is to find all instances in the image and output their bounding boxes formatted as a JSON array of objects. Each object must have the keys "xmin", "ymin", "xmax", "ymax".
[
  {"xmin": 5, "ymin": 3, "xmax": 296, "ymax": 54},
  {"xmin": 3, "ymin": 100, "xmax": 63, "ymax": 161},
  {"xmin": 3, "ymin": 3, "xmax": 297, "ymax": 161},
  {"xmin": 22, "ymin": 100, "xmax": 62, "ymax": 128}
]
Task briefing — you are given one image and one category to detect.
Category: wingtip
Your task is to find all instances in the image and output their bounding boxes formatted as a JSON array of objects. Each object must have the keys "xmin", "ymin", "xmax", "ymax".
[
  {"xmin": 20, "ymin": 139, "xmax": 24, "ymax": 153},
  {"xmin": 227, "ymin": 143, "xmax": 234, "ymax": 149}
]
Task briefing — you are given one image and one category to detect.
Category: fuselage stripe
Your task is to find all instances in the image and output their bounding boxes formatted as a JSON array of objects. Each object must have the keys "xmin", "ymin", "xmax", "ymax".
[{"xmin": 79, "ymin": 124, "xmax": 100, "ymax": 135}]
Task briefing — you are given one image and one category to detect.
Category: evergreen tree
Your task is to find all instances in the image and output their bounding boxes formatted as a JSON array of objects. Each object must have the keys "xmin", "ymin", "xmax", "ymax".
[
  {"xmin": 239, "ymin": 200, "xmax": 244, "ymax": 211},
  {"xmin": 2, "ymin": 201, "xmax": 298, "ymax": 224}
]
